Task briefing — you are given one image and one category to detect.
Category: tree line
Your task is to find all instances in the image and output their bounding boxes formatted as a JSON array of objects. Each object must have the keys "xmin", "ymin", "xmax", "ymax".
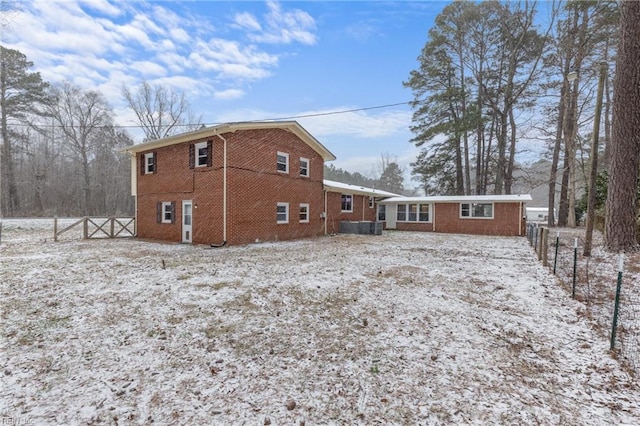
[
  {"xmin": 0, "ymin": 47, "xmax": 202, "ymax": 218},
  {"xmin": 406, "ymin": 0, "xmax": 640, "ymax": 251}
]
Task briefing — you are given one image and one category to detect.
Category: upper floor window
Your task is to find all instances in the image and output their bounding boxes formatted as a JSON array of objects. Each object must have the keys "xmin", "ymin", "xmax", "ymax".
[
  {"xmin": 189, "ymin": 140, "xmax": 212, "ymax": 169},
  {"xmin": 277, "ymin": 152, "xmax": 289, "ymax": 173},
  {"xmin": 300, "ymin": 157, "xmax": 309, "ymax": 177},
  {"xmin": 341, "ymin": 194, "xmax": 353, "ymax": 212},
  {"xmin": 277, "ymin": 202, "xmax": 289, "ymax": 224},
  {"xmin": 460, "ymin": 203, "xmax": 493, "ymax": 219},
  {"xmin": 143, "ymin": 152, "xmax": 156, "ymax": 174}
]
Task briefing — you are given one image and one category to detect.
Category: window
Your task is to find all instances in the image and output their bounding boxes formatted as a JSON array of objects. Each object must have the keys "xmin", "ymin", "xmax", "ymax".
[
  {"xmin": 369, "ymin": 196, "xmax": 374, "ymax": 209},
  {"xmin": 299, "ymin": 203, "xmax": 309, "ymax": 223},
  {"xmin": 408, "ymin": 204, "xmax": 417, "ymax": 221},
  {"xmin": 341, "ymin": 194, "xmax": 353, "ymax": 212},
  {"xmin": 144, "ymin": 152, "xmax": 156, "ymax": 174},
  {"xmin": 195, "ymin": 142, "xmax": 208, "ymax": 167},
  {"xmin": 300, "ymin": 157, "xmax": 309, "ymax": 177},
  {"xmin": 157, "ymin": 201, "xmax": 175, "ymax": 224},
  {"xmin": 461, "ymin": 203, "xmax": 493, "ymax": 219},
  {"xmin": 190, "ymin": 140, "xmax": 212, "ymax": 168},
  {"xmin": 378, "ymin": 205, "xmax": 386, "ymax": 221},
  {"xmin": 277, "ymin": 202, "xmax": 289, "ymax": 224},
  {"xmin": 397, "ymin": 204, "xmax": 407, "ymax": 221},
  {"xmin": 397, "ymin": 204, "xmax": 430, "ymax": 222},
  {"xmin": 419, "ymin": 204, "xmax": 429, "ymax": 222},
  {"xmin": 277, "ymin": 152, "xmax": 289, "ymax": 173}
]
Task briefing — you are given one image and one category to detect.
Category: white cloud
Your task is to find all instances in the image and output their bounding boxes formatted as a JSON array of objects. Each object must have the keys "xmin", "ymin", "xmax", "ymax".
[
  {"xmin": 242, "ymin": 0, "xmax": 317, "ymax": 45},
  {"xmin": 233, "ymin": 12, "xmax": 262, "ymax": 32},
  {"xmin": 214, "ymin": 89, "xmax": 245, "ymax": 100}
]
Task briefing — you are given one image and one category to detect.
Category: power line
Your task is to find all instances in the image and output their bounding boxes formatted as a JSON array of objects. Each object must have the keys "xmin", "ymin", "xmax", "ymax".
[{"xmin": 7, "ymin": 101, "xmax": 412, "ymax": 130}]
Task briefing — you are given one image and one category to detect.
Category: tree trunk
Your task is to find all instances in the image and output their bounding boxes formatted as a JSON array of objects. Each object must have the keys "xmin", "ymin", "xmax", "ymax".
[
  {"xmin": 548, "ymin": 80, "xmax": 568, "ymax": 227},
  {"xmin": 505, "ymin": 107, "xmax": 517, "ymax": 194},
  {"xmin": 604, "ymin": 0, "xmax": 640, "ymax": 252}
]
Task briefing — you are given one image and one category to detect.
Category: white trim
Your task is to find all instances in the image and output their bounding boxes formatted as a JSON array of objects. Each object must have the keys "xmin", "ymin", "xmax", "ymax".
[
  {"xmin": 182, "ymin": 200, "xmax": 193, "ymax": 243},
  {"xmin": 161, "ymin": 202, "xmax": 172, "ymax": 224},
  {"xmin": 341, "ymin": 194, "xmax": 353, "ymax": 213},
  {"xmin": 277, "ymin": 151, "xmax": 289, "ymax": 174},
  {"xmin": 395, "ymin": 203, "xmax": 431, "ymax": 223},
  {"xmin": 277, "ymin": 202, "xmax": 289, "ymax": 224},
  {"xmin": 299, "ymin": 203, "xmax": 310, "ymax": 223},
  {"xmin": 460, "ymin": 202, "xmax": 494, "ymax": 219},
  {"xmin": 299, "ymin": 157, "xmax": 309, "ymax": 177},
  {"xmin": 380, "ymin": 194, "xmax": 532, "ymax": 204},
  {"xmin": 144, "ymin": 152, "xmax": 154, "ymax": 174},
  {"xmin": 194, "ymin": 141, "xmax": 208, "ymax": 167}
]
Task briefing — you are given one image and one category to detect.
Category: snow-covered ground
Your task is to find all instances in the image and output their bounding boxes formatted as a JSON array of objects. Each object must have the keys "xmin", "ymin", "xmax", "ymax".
[{"xmin": 1, "ymin": 219, "xmax": 639, "ymax": 425}]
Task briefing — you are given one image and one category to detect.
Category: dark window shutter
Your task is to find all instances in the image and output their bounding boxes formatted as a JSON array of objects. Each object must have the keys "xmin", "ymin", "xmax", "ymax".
[
  {"xmin": 156, "ymin": 202, "xmax": 162, "ymax": 223},
  {"xmin": 152, "ymin": 151, "xmax": 157, "ymax": 174},
  {"xmin": 170, "ymin": 202, "xmax": 176, "ymax": 223},
  {"xmin": 207, "ymin": 140, "xmax": 213, "ymax": 167},
  {"xmin": 189, "ymin": 144, "xmax": 195, "ymax": 169},
  {"xmin": 140, "ymin": 154, "xmax": 145, "ymax": 175}
]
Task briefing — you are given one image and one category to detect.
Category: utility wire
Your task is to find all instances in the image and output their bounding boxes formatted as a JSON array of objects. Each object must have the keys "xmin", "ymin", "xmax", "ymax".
[{"xmin": 8, "ymin": 101, "xmax": 412, "ymax": 130}]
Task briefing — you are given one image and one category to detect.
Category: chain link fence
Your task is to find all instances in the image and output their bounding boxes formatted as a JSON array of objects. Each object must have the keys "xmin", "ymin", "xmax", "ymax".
[{"xmin": 527, "ymin": 223, "xmax": 640, "ymax": 373}]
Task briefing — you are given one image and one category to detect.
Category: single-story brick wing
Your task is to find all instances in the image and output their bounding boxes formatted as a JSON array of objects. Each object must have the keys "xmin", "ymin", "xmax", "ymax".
[{"xmin": 378, "ymin": 194, "xmax": 532, "ymax": 237}]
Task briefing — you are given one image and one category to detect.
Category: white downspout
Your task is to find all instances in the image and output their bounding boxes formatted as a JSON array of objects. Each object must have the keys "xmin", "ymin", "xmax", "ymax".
[
  {"xmin": 216, "ymin": 133, "xmax": 228, "ymax": 243},
  {"xmin": 324, "ymin": 190, "xmax": 328, "ymax": 235},
  {"xmin": 519, "ymin": 202, "xmax": 523, "ymax": 236}
]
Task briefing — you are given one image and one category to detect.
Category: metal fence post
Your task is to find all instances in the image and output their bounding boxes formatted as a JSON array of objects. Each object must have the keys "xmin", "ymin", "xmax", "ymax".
[
  {"xmin": 542, "ymin": 228, "xmax": 549, "ymax": 266},
  {"xmin": 54, "ymin": 217, "xmax": 58, "ymax": 242},
  {"xmin": 572, "ymin": 238, "xmax": 578, "ymax": 298},
  {"xmin": 553, "ymin": 231, "xmax": 559, "ymax": 275},
  {"xmin": 610, "ymin": 254, "xmax": 624, "ymax": 351}
]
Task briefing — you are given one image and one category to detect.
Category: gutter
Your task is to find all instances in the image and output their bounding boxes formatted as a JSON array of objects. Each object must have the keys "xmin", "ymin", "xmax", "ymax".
[{"xmin": 211, "ymin": 132, "xmax": 228, "ymax": 247}]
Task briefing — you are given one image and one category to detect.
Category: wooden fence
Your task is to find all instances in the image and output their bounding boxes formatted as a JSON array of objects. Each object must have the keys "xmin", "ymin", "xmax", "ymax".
[{"xmin": 54, "ymin": 217, "xmax": 135, "ymax": 242}]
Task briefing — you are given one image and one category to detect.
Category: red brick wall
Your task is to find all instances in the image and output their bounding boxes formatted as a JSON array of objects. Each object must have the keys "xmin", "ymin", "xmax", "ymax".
[
  {"xmin": 395, "ymin": 222, "xmax": 434, "ymax": 232},
  {"xmin": 136, "ymin": 128, "xmax": 326, "ymax": 245},
  {"xmin": 433, "ymin": 202, "xmax": 524, "ymax": 236},
  {"xmin": 325, "ymin": 192, "xmax": 377, "ymax": 234}
]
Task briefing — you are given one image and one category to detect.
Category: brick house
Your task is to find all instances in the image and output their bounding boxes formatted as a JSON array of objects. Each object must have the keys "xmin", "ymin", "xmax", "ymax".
[
  {"xmin": 378, "ymin": 195, "xmax": 532, "ymax": 237},
  {"xmin": 123, "ymin": 121, "xmax": 337, "ymax": 246},
  {"xmin": 322, "ymin": 180, "xmax": 400, "ymax": 234}
]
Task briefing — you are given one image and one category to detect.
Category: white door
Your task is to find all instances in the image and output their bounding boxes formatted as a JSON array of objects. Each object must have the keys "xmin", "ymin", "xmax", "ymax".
[{"xmin": 182, "ymin": 200, "xmax": 193, "ymax": 243}]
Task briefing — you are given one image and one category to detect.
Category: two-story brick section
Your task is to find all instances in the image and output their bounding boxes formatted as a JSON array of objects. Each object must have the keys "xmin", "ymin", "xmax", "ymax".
[{"xmin": 123, "ymin": 121, "xmax": 340, "ymax": 246}]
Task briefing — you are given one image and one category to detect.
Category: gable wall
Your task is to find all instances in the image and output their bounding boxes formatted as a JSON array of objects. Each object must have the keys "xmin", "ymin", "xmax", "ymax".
[{"xmin": 135, "ymin": 128, "xmax": 326, "ymax": 245}]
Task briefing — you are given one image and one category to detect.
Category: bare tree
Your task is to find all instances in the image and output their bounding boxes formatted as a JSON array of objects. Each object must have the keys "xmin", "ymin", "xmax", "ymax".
[
  {"xmin": 49, "ymin": 82, "xmax": 113, "ymax": 215},
  {"xmin": 122, "ymin": 81, "xmax": 202, "ymax": 141},
  {"xmin": 604, "ymin": 0, "xmax": 640, "ymax": 252}
]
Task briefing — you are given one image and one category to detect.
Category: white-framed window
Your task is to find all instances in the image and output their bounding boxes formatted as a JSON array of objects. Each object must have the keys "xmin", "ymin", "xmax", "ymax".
[
  {"xmin": 194, "ymin": 141, "xmax": 209, "ymax": 167},
  {"xmin": 144, "ymin": 152, "xmax": 155, "ymax": 174},
  {"xmin": 300, "ymin": 157, "xmax": 309, "ymax": 177},
  {"xmin": 397, "ymin": 204, "xmax": 407, "ymax": 221},
  {"xmin": 369, "ymin": 196, "xmax": 374, "ymax": 208},
  {"xmin": 299, "ymin": 203, "xmax": 310, "ymax": 223},
  {"xmin": 460, "ymin": 202, "xmax": 493, "ymax": 219},
  {"xmin": 377, "ymin": 205, "xmax": 386, "ymax": 221},
  {"xmin": 277, "ymin": 152, "xmax": 289, "ymax": 173},
  {"xmin": 341, "ymin": 194, "xmax": 353, "ymax": 212},
  {"xmin": 277, "ymin": 202, "xmax": 289, "ymax": 224},
  {"xmin": 397, "ymin": 204, "xmax": 430, "ymax": 222},
  {"xmin": 161, "ymin": 202, "xmax": 173, "ymax": 223}
]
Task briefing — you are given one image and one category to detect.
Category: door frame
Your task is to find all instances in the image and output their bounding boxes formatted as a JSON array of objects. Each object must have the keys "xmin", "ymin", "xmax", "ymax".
[{"xmin": 182, "ymin": 200, "xmax": 193, "ymax": 243}]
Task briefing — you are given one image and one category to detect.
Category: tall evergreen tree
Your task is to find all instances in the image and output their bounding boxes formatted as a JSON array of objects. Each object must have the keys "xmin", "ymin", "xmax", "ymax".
[
  {"xmin": 604, "ymin": 0, "xmax": 640, "ymax": 251},
  {"xmin": 0, "ymin": 46, "xmax": 49, "ymax": 216},
  {"xmin": 378, "ymin": 162, "xmax": 405, "ymax": 194}
]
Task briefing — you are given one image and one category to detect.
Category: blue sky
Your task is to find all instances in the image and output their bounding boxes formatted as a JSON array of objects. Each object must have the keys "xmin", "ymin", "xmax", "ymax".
[{"xmin": 4, "ymin": 0, "xmax": 451, "ymax": 184}]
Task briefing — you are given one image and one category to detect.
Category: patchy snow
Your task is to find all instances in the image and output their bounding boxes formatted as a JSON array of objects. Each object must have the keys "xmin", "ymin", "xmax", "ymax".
[{"xmin": 1, "ymin": 219, "xmax": 639, "ymax": 425}]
